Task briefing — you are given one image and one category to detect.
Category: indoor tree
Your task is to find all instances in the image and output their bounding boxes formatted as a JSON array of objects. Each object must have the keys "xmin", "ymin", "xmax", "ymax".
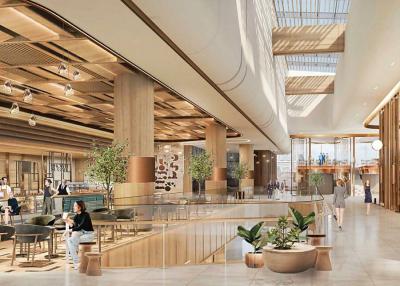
[
  {"xmin": 309, "ymin": 171, "xmax": 323, "ymax": 198},
  {"xmin": 86, "ymin": 143, "xmax": 128, "ymax": 209},
  {"xmin": 189, "ymin": 152, "xmax": 213, "ymax": 195},
  {"xmin": 232, "ymin": 162, "xmax": 248, "ymax": 189}
]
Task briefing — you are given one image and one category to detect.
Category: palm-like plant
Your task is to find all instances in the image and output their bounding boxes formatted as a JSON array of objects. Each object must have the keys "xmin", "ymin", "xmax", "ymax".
[
  {"xmin": 237, "ymin": 222, "xmax": 268, "ymax": 253},
  {"xmin": 289, "ymin": 207, "xmax": 315, "ymax": 233}
]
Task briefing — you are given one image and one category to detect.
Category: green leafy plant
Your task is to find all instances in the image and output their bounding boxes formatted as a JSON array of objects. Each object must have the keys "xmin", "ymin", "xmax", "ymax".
[
  {"xmin": 289, "ymin": 207, "xmax": 315, "ymax": 232},
  {"xmin": 309, "ymin": 171, "xmax": 323, "ymax": 196},
  {"xmin": 232, "ymin": 163, "xmax": 248, "ymax": 188},
  {"xmin": 86, "ymin": 143, "xmax": 128, "ymax": 208},
  {"xmin": 267, "ymin": 216, "xmax": 300, "ymax": 250},
  {"xmin": 189, "ymin": 152, "xmax": 213, "ymax": 194},
  {"xmin": 237, "ymin": 222, "xmax": 268, "ymax": 253}
]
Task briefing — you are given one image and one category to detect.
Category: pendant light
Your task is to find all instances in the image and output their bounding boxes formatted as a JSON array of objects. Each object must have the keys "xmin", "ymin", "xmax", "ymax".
[
  {"xmin": 58, "ymin": 62, "xmax": 68, "ymax": 75},
  {"xmin": 72, "ymin": 70, "xmax": 81, "ymax": 80},
  {"xmin": 23, "ymin": 88, "xmax": 32, "ymax": 103},
  {"xmin": 28, "ymin": 114, "xmax": 37, "ymax": 127},
  {"xmin": 3, "ymin": 80, "xmax": 12, "ymax": 94},
  {"xmin": 64, "ymin": 83, "xmax": 74, "ymax": 96},
  {"xmin": 10, "ymin": 102, "xmax": 19, "ymax": 115}
]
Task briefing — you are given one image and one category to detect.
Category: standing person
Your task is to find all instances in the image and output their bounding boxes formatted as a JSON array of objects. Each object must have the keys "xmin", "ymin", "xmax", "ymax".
[
  {"xmin": 56, "ymin": 179, "xmax": 71, "ymax": 196},
  {"xmin": 0, "ymin": 177, "xmax": 12, "ymax": 199},
  {"xmin": 333, "ymin": 178, "xmax": 348, "ymax": 231},
  {"xmin": 40, "ymin": 179, "xmax": 57, "ymax": 215},
  {"xmin": 364, "ymin": 180, "xmax": 372, "ymax": 215},
  {"xmin": 65, "ymin": 201, "xmax": 94, "ymax": 270},
  {"xmin": 267, "ymin": 181, "xmax": 273, "ymax": 199}
]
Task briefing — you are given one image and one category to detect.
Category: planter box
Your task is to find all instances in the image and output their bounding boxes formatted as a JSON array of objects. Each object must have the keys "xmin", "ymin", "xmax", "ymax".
[{"xmin": 263, "ymin": 243, "xmax": 316, "ymax": 273}]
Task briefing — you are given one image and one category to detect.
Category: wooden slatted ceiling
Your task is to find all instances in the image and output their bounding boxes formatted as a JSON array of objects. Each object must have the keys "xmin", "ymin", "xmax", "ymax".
[
  {"xmin": 285, "ymin": 75, "xmax": 334, "ymax": 95},
  {"xmin": 0, "ymin": 1, "xmax": 239, "ymax": 142}
]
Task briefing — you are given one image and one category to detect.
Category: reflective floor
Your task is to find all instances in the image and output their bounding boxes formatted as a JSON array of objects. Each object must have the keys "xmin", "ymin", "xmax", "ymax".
[{"xmin": 1, "ymin": 196, "xmax": 400, "ymax": 285}]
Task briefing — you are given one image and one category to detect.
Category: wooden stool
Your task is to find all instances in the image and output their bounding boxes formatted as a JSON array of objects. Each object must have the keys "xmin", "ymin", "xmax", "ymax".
[
  {"xmin": 315, "ymin": 246, "xmax": 333, "ymax": 271},
  {"xmin": 79, "ymin": 242, "xmax": 96, "ymax": 273},
  {"xmin": 307, "ymin": 234, "xmax": 326, "ymax": 246},
  {"xmin": 85, "ymin": 252, "xmax": 102, "ymax": 276}
]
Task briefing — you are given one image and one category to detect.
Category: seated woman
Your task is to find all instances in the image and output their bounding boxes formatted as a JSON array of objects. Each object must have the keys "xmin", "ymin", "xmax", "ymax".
[
  {"xmin": 0, "ymin": 192, "xmax": 19, "ymax": 214},
  {"xmin": 65, "ymin": 200, "xmax": 94, "ymax": 270}
]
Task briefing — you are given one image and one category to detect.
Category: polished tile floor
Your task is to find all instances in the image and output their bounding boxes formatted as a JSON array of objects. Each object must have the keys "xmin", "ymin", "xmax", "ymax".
[{"xmin": 1, "ymin": 196, "xmax": 400, "ymax": 285}]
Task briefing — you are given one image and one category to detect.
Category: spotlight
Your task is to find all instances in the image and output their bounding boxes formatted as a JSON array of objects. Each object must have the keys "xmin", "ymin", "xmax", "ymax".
[
  {"xmin": 3, "ymin": 80, "xmax": 12, "ymax": 94},
  {"xmin": 23, "ymin": 88, "xmax": 32, "ymax": 103},
  {"xmin": 28, "ymin": 115, "xmax": 37, "ymax": 127},
  {"xmin": 58, "ymin": 62, "xmax": 68, "ymax": 75},
  {"xmin": 64, "ymin": 84, "xmax": 74, "ymax": 96},
  {"xmin": 72, "ymin": 70, "xmax": 81, "ymax": 80},
  {"xmin": 10, "ymin": 102, "xmax": 19, "ymax": 115}
]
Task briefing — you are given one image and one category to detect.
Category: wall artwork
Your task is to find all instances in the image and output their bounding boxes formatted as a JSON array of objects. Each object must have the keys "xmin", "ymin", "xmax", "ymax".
[{"xmin": 155, "ymin": 145, "xmax": 184, "ymax": 193}]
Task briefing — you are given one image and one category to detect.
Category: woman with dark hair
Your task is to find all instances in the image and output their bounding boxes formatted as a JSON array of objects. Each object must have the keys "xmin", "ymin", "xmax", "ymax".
[{"xmin": 65, "ymin": 200, "xmax": 94, "ymax": 270}]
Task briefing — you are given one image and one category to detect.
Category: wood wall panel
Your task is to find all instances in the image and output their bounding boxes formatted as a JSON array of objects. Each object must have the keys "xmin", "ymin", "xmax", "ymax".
[
  {"xmin": 379, "ymin": 94, "xmax": 400, "ymax": 211},
  {"xmin": 254, "ymin": 150, "xmax": 277, "ymax": 186}
]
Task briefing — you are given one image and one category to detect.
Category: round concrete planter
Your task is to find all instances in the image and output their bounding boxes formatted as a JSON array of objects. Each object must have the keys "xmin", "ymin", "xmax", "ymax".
[
  {"xmin": 263, "ymin": 243, "xmax": 316, "ymax": 273},
  {"xmin": 245, "ymin": 252, "xmax": 264, "ymax": 268}
]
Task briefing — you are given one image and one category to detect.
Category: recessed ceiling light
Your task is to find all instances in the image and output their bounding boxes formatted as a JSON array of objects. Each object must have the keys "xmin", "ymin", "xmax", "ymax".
[
  {"xmin": 362, "ymin": 102, "xmax": 367, "ymax": 106},
  {"xmin": 390, "ymin": 61, "xmax": 396, "ymax": 67},
  {"xmin": 3, "ymin": 80, "xmax": 12, "ymax": 94},
  {"xmin": 23, "ymin": 88, "xmax": 32, "ymax": 103},
  {"xmin": 10, "ymin": 102, "xmax": 19, "ymax": 115},
  {"xmin": 373, "ymin": 86, "xmax": 379, "ymax": 90}
]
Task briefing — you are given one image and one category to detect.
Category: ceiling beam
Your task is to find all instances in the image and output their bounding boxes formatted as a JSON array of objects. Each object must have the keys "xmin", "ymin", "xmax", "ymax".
[
  {"xmin": 285, "ymin": 76, "xmax": 334, "ymax": 95},
  {"xmin": 272, "ymin": 24, "xmax": 345, "ymax": 55},
  {"xmin": 0, "ymin": 60, "xmax": 122, "ymax": 69}
]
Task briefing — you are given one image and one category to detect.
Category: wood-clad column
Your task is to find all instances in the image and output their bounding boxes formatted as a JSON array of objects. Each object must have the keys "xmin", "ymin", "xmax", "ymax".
[
  {"xmin": 205, "ymin": 122, "xmax": 227, "ymax": 192},
  {"xmin": 254, "ymin": 150, "xmax": 277, "ymax": 186},
  {"xmin": 239, "ymin": 144, "xmax": 254, "ymax": 189},
  {"xmin": 113, "ymin": 72, "xmax": 155, "ymax": 206},
  {"xmin": 183, "ymin": 145, "xmax": 193, "ymax": 193},
  {"xmin": 379, "ymin": 93, "xmax": 400, "ymax": 211}
]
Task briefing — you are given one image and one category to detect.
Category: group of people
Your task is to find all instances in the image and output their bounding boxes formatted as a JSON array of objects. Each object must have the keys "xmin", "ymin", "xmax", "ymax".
[
  {"xmin": 332, "ymin": 178, "xmax": 373, "ymax": 231},
  {"xmin": 265, "ymin": 180, "xmax": 286, "ymax": 199},
  {"xmin": 41, "ymin": 178, "xmax": 71, "ymax": 215},
  {"xmin": 0, "ymin": 177, "xmax": 19, "ymax": 216}
]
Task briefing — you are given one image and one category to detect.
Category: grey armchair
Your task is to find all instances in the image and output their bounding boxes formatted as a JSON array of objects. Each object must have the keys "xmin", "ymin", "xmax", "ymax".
[{"xmin": 11, "ymin": 224, "xmax": 51, "ymax": 266}]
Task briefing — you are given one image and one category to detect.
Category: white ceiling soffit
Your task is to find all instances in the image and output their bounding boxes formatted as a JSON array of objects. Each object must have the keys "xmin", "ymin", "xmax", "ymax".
[
  {"xmin": 333, "ymin": 0, "xmax": 400, "ymax": 132},
  {"xmin": 33, "ymin": 0, "xmax": 290, "ymax": 153}
]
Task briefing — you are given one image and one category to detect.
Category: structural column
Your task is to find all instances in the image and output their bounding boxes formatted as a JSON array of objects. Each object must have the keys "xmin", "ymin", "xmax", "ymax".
[
  {"xmin": 183, "ymin": 145, "xmax": 193, "ymax": 193},
  {"xmin": 205, "ymin": 122, "xmax": 227, "ymax": 193},
  {"xmin": 239, "ymin": 144, "xmax": 254, "ymax": 189},
  {"xmin": 113, "ymin": 72, "xmax": 155, "ymax": 207},
  {"xmin": 254, "ymin": 150, "xmax": 277, "ymax": 186}
]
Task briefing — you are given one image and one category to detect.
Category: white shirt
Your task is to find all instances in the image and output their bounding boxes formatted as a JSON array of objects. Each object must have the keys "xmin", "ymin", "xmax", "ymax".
[{"xmin": 0, "ymin": 185, "xmax": 12, "ymax": 198}]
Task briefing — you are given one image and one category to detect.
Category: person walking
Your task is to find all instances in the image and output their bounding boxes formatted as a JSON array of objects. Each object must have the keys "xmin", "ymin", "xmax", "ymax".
[
  {"xmin": 364, "ymin": 179, "xmax": 372, "ymax": 215},
  {"xmin": 333, "ymin": 178, "xmax": 348, "ymax": 231},
  {"xmin": 40, "ymin": 179, "xmax": 57, "ymax": 215}
]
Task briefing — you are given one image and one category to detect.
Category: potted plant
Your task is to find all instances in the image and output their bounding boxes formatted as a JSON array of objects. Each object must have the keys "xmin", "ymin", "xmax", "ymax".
[
  {"xmin": 263, "ymin": 216, "xmax": 316, "ymax": 273},
  {"xmin": 309, "ymin": 171, "xmax": 323, "ymax": 198},
  {"xmin": 289, "ymin": 207, "xmax": 315, "ymax": 241},
  {"xmin": 86, "ymin": 143, "xmax": 128, "ymax": 209},
  {"xmin": 189, "ymin": 152, "xmax": 213, "ymax": 196},
  {"xmin": 237, "ymin": 222, "xmax": 268, "ymax": 268}
]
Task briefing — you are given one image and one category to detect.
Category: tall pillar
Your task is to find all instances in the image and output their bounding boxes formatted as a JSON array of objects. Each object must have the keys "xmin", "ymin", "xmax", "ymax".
[
  {"xmin": 113, "ymin": 72, "xmax": 155, "ymax": 207},
  {"xmin": 254, "ymin": 150, "xmax": 277, "ymax": 186},
  {"xmin": 205, "ymin": 122, "xmax": 227, "ymax": 192},
  {"xmin": 239, "ymin": 144, "xmax": 254, "ymax": 189},
  {"xmin": 183, "ymin": 145, "xmax": 193, "ymax": 193}
]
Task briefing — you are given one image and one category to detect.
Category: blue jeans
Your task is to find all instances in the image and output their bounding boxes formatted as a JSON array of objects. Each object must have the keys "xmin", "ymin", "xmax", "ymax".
[{"xmin": 67, "ymin": 230, "xmax": 94, "ymax": 265}]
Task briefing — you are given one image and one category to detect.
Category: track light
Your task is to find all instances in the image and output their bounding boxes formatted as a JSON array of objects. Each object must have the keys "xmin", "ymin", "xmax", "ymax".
[
  {"xmin": 72, "ymin": 70, "xmax": 80, "ymax": 80},
  {"xmin": 64, "ymin": 84, "xmax": 74, "ymax": 96},
  {"xmin": 3, "ymin": 80, "xmax": 12, "ymax": 94},
  {"xmin": 10, "ymin": 102, "xmax": 19, "ymax": 115},
  {"xmin": 23, "ymin": 88, "xmax": 32, "ymax": 103},
  {"xmin": 58, "ymin": 62, "xmax": 68, "ymax": 75},
  {"xmin": 28, "ymin": 115, "xmax": 37, "ymax": 127}
]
